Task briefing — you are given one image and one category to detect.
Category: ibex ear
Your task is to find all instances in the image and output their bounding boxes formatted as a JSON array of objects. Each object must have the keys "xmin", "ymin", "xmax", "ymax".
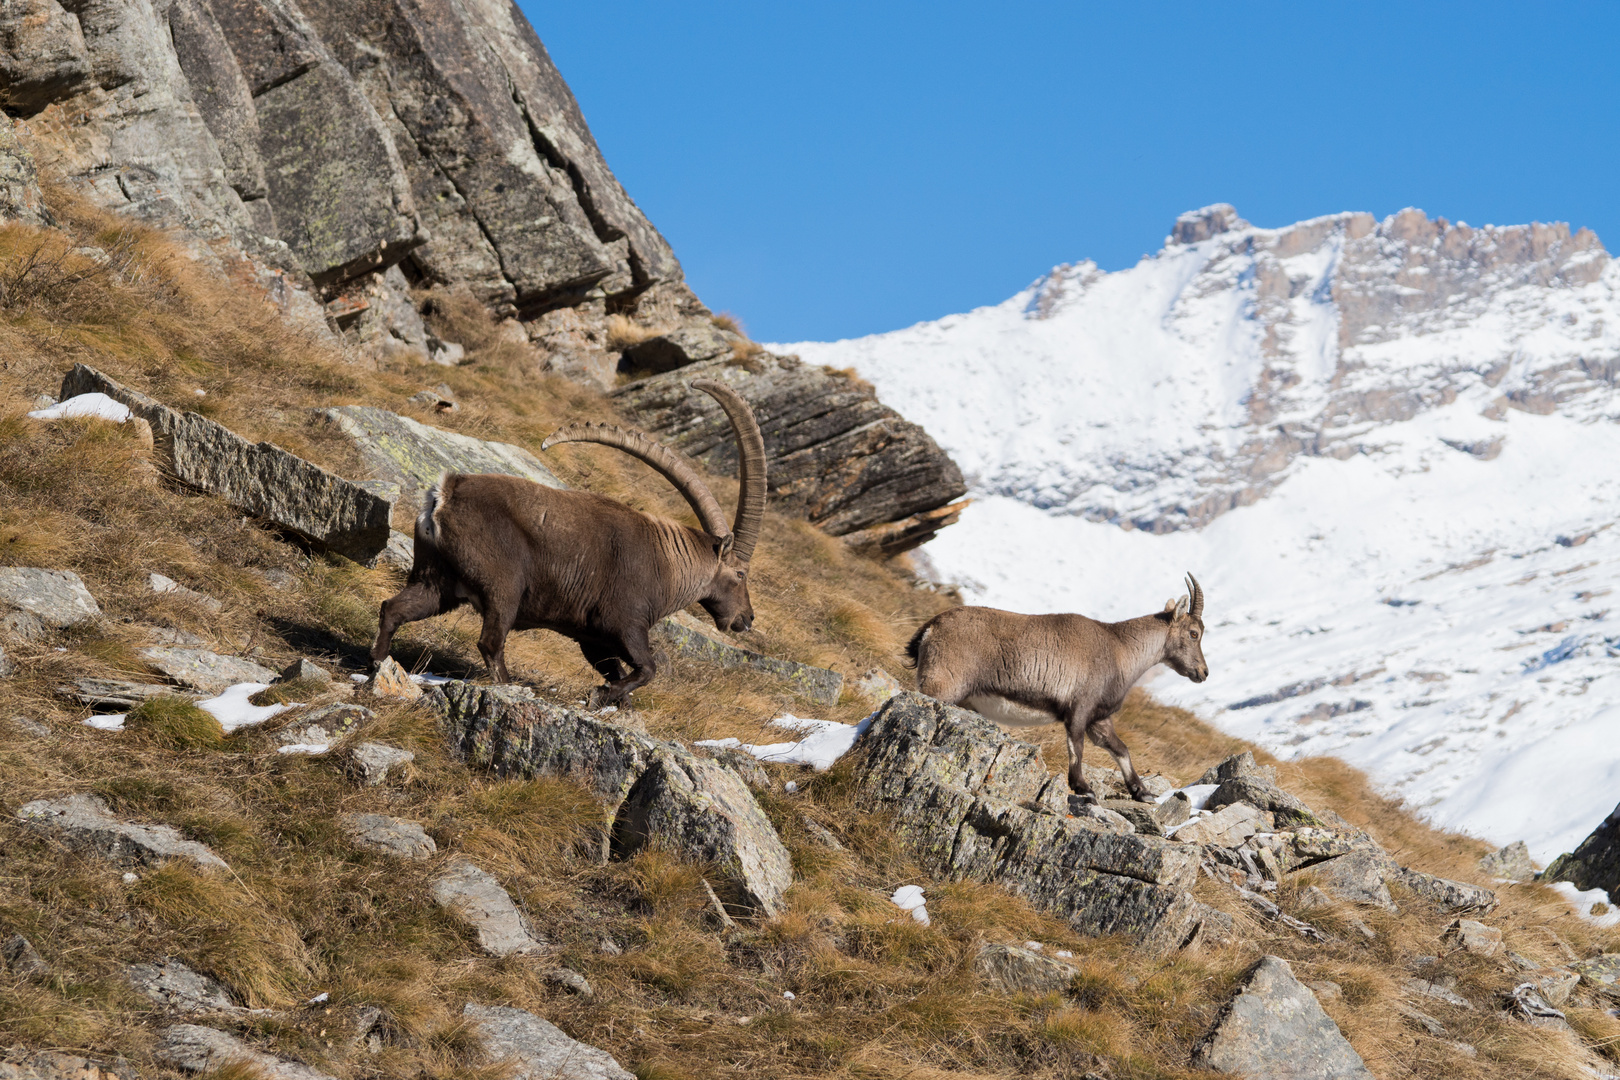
[
  {"xmin": 1163, "ymin": 598, "xmax": 1177, "ymax": 613},
  {"xmin": 1173, "ymin": 596, "xmax": 1190, "ymax": 618},
  {"xmin": 716, "ymin": 533, "xmax": 735, "ymax": 560}
]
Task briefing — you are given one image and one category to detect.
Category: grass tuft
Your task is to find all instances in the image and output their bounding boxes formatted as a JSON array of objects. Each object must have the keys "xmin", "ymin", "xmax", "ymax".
[{"xmin": 123, "ymin": 695, "xmax": 225, "ymax": 750}]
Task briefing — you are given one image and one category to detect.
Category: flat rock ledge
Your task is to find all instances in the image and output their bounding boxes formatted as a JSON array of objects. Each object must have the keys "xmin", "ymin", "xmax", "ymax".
[
  {"xmin": 157, "ymin": 1024, "xmax": 334, "ymax": 1080},
  {"xmin": 853, "ymin": 693, "xmax": 1214, "ymax": 954},
  {"xmin": 655, "ymin": 611, "xmax": 843, "ymax": 706},
  {"xmin": 431, "ymin": 859, "xmax": 546, "ymax": 957},
  {"xmin": 430, "ymin": 680, "xmax": 792, "ymax": 916},
  {"xmin": 16, "ymin": 794, "xmax": 227, "ymax": 871},
  {"xmin": 62, "ymin": 365, "xmax": 390, "ymax": 564},
  {"xmin": 1192, "ymin": 955, "xmax": 1372, "ymax": 1079},
  {"xmin": 464, "ymin": 1003, "xmax": 634, "ymax": 1080},
  {"xmin": 339, "ymin": 813, "xmax": 436, "ymax": 860},
  {"xmin": 0, "ymin": 567, "xmax": 102, "ymax": 641}
]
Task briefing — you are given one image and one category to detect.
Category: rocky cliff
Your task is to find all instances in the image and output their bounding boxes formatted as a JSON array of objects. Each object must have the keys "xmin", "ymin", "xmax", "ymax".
[{"xmin": 0, "ymin": 0, "xmax": 964, "ymax": 550}]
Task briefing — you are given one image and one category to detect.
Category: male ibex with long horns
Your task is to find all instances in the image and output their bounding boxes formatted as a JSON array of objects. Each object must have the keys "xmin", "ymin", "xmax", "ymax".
[
  {"xmin": 370, "ymin": 380, "xmax": 767, "ymax": 707},
  {"xmin": 906, "ymin": 575, "xmax": 1208, "ymax": 804}
]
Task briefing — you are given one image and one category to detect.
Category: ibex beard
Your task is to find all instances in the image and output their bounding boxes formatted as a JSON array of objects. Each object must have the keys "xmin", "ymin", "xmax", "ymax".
[{"xmin": 907, "ymin": 575, "xmax": 1207, "ymax": 804}]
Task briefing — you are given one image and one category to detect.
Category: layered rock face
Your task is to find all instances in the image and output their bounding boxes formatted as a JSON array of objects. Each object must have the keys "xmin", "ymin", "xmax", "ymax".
[{"xmin": 0, "ymin": 0, "xmax": 680, "ymax": 316}]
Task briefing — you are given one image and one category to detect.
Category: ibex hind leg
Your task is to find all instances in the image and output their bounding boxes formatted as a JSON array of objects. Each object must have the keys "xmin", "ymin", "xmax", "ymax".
[
  {"xmin": 474, "ymin": 589, "xmax": 522, "ymax": 685},
  {"xmin": 1063, "ymin": 714, "xmax": 1098, "ymax": 806},
  {"xmin": 1087, "ymin": 714, "xmax": 1152, "ymax": 802},
  {"xmin": 586, "ymin": 626, "xmax": 657, "ymax": 709}
]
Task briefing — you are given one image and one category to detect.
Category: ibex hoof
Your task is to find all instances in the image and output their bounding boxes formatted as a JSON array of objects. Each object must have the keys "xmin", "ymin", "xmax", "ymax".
[{"xmin": 586, "ymin": 686, "xmax": 615, "ymax": 710}]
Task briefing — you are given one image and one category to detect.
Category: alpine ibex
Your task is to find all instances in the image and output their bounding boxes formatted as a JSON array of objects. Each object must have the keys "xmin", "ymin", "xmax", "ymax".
[
  {"xmin": 370, "ymin": 380, "xmax": 767, "ymax": 707},
  {"xmin": 906, "ymin": 575, "xmax": 1207, "ymax": 803}
]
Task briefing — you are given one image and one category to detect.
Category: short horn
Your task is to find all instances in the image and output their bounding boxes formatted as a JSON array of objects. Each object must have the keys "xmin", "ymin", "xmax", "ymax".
[
  {"xmin": 690, "ymin": 378, "xmax": 767, "ymax": 565},
  {"xmin": 542, "ymin": 422, "xmax": 731, "ymax": 542},
  {"xmin": 1186, "ymin": 572, "xmax": 1204, "ymax": 619}
]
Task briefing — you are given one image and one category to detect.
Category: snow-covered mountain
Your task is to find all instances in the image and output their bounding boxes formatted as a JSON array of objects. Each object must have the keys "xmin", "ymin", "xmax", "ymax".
[{"xmin": 775, "ymin": 204, "xmax": 1620, "ymax": 872}]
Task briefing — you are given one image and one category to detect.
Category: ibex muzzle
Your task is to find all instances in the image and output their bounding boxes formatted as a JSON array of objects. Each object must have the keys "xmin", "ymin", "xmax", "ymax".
[
  {"xmin": 369, "ymin": 380, "xmax": 767, "ymax": 708},
  {"xmin": 907, "ymin": 574, "xmax": 1208, "ymax": 803}
]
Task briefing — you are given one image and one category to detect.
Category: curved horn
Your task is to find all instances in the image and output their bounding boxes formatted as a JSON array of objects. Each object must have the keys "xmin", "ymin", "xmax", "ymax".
[
  {"xmin": 1186, "ymin": 572, "xmax": 1204, "ymax": 620},
  {"xmin": 690, "ymin": 378, "xmax": 767, "ymax": 565},
  {"xmin": 542, "ymin": 422, "xmax": 732, "ymax": 543}
]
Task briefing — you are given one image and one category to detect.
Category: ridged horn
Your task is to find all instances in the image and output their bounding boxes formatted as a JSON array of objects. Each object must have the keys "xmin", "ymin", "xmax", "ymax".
[
  {"xmin": 690, "ymin": 378, "xmax": 767, "ymax": 565},
  {"xmin": 541, "ymin": 422, "xmax": 732, "ymax": 543},
  {"xmin": 1186, "ymin": 572, "xmax": 1204, "ymax": 620}
]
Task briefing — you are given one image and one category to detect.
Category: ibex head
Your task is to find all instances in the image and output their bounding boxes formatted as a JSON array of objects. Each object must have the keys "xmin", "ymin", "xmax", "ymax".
[
  {"xmin": 542, "ymin": 379, "xmax": 767, "ymax": 634},
  {"xmin": 1160, "ymin": 572, "xmax": 1208, "ymax": 683}
]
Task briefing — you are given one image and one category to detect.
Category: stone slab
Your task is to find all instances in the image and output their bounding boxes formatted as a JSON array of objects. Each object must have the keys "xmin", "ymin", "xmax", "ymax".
[
  {"xmin": 0, "ymin": 567, "xmax": 101, "ymax": 641},
  {"xmin": 430, "ymin": 859, "xmax": 545, "ymax": 957},
  {"xmin": 339, "ymin": 812, "xmax": 436, "ymax": 860},
  {"xmin": 156, "ymin": 1024, "xmax": 334, "ymax": 1079},
  {"xmin": 322, "ymin": 405, "xmax": 563, "ymax": 502},
  {"xmin": 1193, "ymin": 955, "xmax": 1373, "ymax": 1079},
  {"xmin": 62, "ymin": 366, "xmax": 390, "ymax": 564},
  {"xmin": 655, "ymin": 612, "xmax": 843, "ymax": 705},
  {"xmin": 16, "ymin": 794, "xmax": 227, "ymax": 871},
  {"xmin": 463, "ymin": 1003, "xmax": 634, "ymax": 1080},
  {"xmin": 141, "ymin": 647, "xmax": 278, "ymax": 695}
]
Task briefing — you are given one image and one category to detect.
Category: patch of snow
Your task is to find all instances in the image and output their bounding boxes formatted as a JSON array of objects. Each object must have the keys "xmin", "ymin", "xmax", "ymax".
[
  {"xmin": 28, "ymin": 392, "xmax": 132, "ymax": 423},
  {"xmin": 409, "ymin": 672, "xmax": 452, "ymax": 685},
  {"xmin": 891, "ymin": 885, "xmax": 930, "ymax": 926},
  {"xmin": 782, "ymin": 990, "xmax": 796, "ymax": 1000},
  {"xmin": 1546, "ymin": 881, "xmax": 1620, "ymax": 929},
  {"xmin": 1055, "ymin": 949, "xmax": 1074, "ymax": 958},
  {"xmin": 84, "ymin": 714, "xmax": 127, "ymax": 731},
  {"xmin": 1164, "ymin": 809, "xmax": 1213, "ymax": 838},
  {"xmin": 1022, "ymin": 940, "xmax": 1043, "ymax": 951},
  {"xmin": 277, "ymin": 743, "xmax": 330, "ymax": 755},
  {"xmin": 783, "ymin": 780, "xmax": 798, "ymax": 794},
  {"xmin": 121, "ymin": 872, "xmax": 138, "ymax": 884},
  {"xmin": 307, "ymin": 991, "xmax": 329, "ymax": 1004},
  {"xmin": 199, "ymin": 683, "xmax": 289, "ymax": 733},
  {"xmin": 350, "ymin": 673, "xmax": 367, "ymax": 683},
  {"xmin": 695, "ymin": 713, "xmax": 874, "ymax": 772},
  {"xmin": 1163, "ymin": 783, "xmax": 1220, "ymax": 810}
]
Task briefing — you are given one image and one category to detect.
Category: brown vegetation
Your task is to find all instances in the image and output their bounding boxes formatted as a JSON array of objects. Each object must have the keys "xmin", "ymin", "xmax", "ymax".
[{"xmin": 0, "ymin": 187, "xmax": 1614, "ymax": 1079}]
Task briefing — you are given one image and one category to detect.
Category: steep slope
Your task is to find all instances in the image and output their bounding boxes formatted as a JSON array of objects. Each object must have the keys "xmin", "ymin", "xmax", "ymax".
[{"xmin": 780, "ymin": 205, "xmax": 1620, "ymax": 870}]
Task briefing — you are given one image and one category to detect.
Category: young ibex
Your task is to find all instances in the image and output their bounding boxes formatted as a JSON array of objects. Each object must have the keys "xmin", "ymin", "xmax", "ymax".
[
  {"xmin": 906, "ymin": 575, "xmax": 1207, "ymax": 803},
  {"xmin": 370, "ymin": 380, "xmax": 767, "ymax": 707}
]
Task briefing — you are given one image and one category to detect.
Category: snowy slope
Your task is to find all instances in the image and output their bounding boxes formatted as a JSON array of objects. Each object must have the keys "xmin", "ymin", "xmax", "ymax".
[{"xmin": 775, "ymin": 205, "xmax": 1620, "ymax": 867}]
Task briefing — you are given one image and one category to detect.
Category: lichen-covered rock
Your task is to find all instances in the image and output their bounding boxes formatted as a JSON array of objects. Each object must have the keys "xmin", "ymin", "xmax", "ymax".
[
  {"xmin": 0, "ymin": 567, "xmax": 101, "ymax": 641},
  {"xmin": 615, "ymin": 356, "xmax": 967, "ymax": 542},
  {"xmin": 1545, "ymin": 800, "xmax": 1620, "ymax": 898},
  {"xmin": 1304, "ymin": 851, "xmax": 1398, "ymax": 911},
  {"xmin": 141, "ymin": 647, "xmax": 278, "ymax": 695},
  {"xmin": 0, "ymin": 1047, "xmax": 133, "ymax": 1080},
  {"xmin": 339, "ymin": 812, "xmax": 436, "ymax": 860},
  {"xmin": 1174, "ymin": 803, "xmax": 1264, "ymax": 848},
  {"xmin": 614, "ymin": 746, "xmax": 793, "ymax": 916},
  {"xmin": 1391, "ymin": 867, "xmax": 1497, "ymax": 914},
  {"xmin": 855, "ymin": 693, "xmax": 1215, "ymax": 953},
  {"xmin": 0, "ymin": 112, "xmax": 50, "ymax": 225},
  {"xmin": 1193, "ymin": 955, "xmax": 1373, "ymax": 1079},
  {"xmin": 16, "ymin": 794, "xmax": 227, "ymax": 871},
  {"xmin": 1478, "ymin": 840, "xmax": 1536, "ymax": 881},
  {"xmin": 278, "ymin": 658, "xmax": 332, "ymax": 685},
  {"xmin": 1209, "ymin": 775, "xmax": 1321, "ymax": 828},
  {"xmin": 276, "ymin": 703, "xmax": 374, "ymax": 750},
  {"xmin": 60, "ymin": 677, "xmax": 186, "ymax": 709},
  {"xmin": 1441, "ymin": 918, "xmax": 1501, "ymax": 957},
  {"xmin": 1570, "ymin": 954, "xmax": 1620, "ymax": 1000},
  {"xmin": 347, "ymin": 741, "xmax": 414, "ymax": 786},
  {"xmin": 1102, "ymin": 792, "xmax": 1190, "ymax": 837},
  {"xmin": 157, "ymin": 1024, "xmax": 335, "ymax": 1079},
  {"xmin": 321, "ymin": 405, "xmax": 563, "ymax": 505},
  {"xmin": 462, "ymin": 1003, "xmax": 634, "ymax": 1080},
  {"xmin": 430, "ymin": 859, "xmax": 545, "ymax": 957},
  {"xmin": 974, "ymin": 941, "xmax": 1080, "ymax": 995},
  {"xmin": 126, "ymin": 957, "xmax": 239, "ymax": 1012},
  {"xmin": 853, "ymin": 667, "xmax": 904, "ymax": 706},
  {"xmin": 655, "ymin": 612, "xmax": 843, "ymax": 705},
  {"xmin": 1197, "ymin": 751, "xmax": 1277, "ymax": 787},
  {"xmin": 62, "ymin": 366, "xmax": 390, "ymax": 564},
  {"xmin": 432, "ymin": 680, "xmax": 793, "ymax": 915},
  {"xmin": 1, "ymin": 933, "xmax": 47, "ymax": 977},
  {"xmin": 1529, "ymin": 966, "xmax": 1581, "ymax": 1006}
]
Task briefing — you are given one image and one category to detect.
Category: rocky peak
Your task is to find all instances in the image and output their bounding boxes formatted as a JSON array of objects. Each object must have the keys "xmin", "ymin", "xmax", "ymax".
[{"xmin": 1168, "ymin": 202, "xmax": 1250, "ymax": 245}]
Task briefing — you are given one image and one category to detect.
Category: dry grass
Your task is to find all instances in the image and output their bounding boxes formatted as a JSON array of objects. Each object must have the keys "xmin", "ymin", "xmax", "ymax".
[
  {"xmin": 1, "ymin": 184, "xmax": 1615, "ymax": 1080},
  {"xmin": 604, "ymin": 313, "xmax": 672, "ymax": 351}
]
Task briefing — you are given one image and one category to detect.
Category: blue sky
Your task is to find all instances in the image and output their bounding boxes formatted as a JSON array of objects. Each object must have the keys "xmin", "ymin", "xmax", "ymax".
[{"xmin": 519, "ymin": 2, "xmax": 1620, "ymax": 343}]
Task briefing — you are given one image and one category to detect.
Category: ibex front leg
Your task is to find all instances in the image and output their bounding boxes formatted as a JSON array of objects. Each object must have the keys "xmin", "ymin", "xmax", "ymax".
[
  {"xmin": 1063, "ymin": 706, "xmax": 1098, "ymax": 806},
  {"xmin": 1087, "ymin": 711, "xmax": 1152, "ymax": 802}
]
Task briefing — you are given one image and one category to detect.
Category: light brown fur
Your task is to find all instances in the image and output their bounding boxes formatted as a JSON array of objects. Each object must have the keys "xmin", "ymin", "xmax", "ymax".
[{"xmin": 907, "ymin": 576, "xmax": 1207, "ymax": 802}]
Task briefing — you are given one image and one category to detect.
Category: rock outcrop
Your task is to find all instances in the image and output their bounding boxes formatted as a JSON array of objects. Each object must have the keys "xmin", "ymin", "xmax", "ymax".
[
  {"xmin": 62, "ymin": 366, "xmax": 391, "ymax": 563},
  {"xmin": 157, "ymin": 1023, "xmax": 334, "ymax": 1079},
  {"xmin": 0, "ymin": 567, "xmax": 101, "ymax": 641},
  {"xmin": 462, "ymin": 1003, "xmax": 635, "ymax": 1080},
  {"xmin": 126, "ymin": 957, "xmax": 240, "ymax": 1013},
  {"xmin": 1546, "ymin": 799, "xmax": 1620, "ymax": 897},
  {"xmin": 16, "ymin": 794, "xmax": 228, "ymax": 871},
  {"xmin": 430, "ymin": 859, "xmax": 545, "ymax": 957},
  {"xmin": 615, "ymin": 356, "xmax": 968, "ymax": 550},
  {"xmin": 853, "ymin": 693, "xmax": 1215, "ymax": 953},
  {"xmin": 974, "ymin": 941, "xmax": 1081, "ymax": 995},
  {"xmin": 431, "ymin": 680, "xmax": 793, "ymax": 916},
  {"xmin": 140, "ymin": 646, "xmax": 278, "ymax": 694},
  {"xmin": 1192, "ymin": 955, "xmax": 1373, "ymax": 1079}
]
